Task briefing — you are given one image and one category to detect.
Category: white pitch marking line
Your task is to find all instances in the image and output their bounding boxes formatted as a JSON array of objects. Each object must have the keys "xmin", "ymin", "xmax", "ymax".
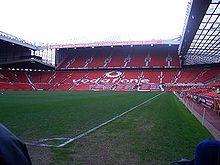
[
  {"xmin": 28, "ymin": 92, "xmax": 164, "ymax": 148},
  {"xmin": 38, "ymin": 137, "xmax": 71, "ymax": 142},
  {"xmin": 26, "ymin": 137, "xmax": 72, "ymax": 147}
]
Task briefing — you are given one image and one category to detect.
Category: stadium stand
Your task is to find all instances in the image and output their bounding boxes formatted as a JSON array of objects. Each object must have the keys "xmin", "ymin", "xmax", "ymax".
[
  {"xmin": 87, "ymin": 53, "xmax": 108, "ymax": 68},
  {"xmin": 148, "ymin": 53, "xmax": 167, "ymax": 68},
  {"xmin": 127, "ymin": 49, "xmax": 147, "ymax": 67},
  {"xmin": 1, "ymin": 67, "xmax": 219, "ymax": 92},
  {"xmin": 106, "ymin": 50, "xmax": 127, "ymax": 68},
  {"xmin": 168, "ymin": 52, "xmax": 181, "ymax": 67},
  {"xmin": 0, "ymin": 0, "xmax": 220, "ymax": 123}
]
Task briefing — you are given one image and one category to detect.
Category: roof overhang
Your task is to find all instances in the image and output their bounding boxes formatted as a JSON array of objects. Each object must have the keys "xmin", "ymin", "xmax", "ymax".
[
  {"xmin": 47, "ymin": 40, "xmax": 179, "ymax": 49},
  {"xmin": 179, "ymin": 0, "xmax": 220, "ymax": 65},
  {"xmin": 0, "ymin": 59, "xmax": 55, "ymax": 70},
  {"xmin": 0, "ymin": 31, "xmax": 38, "ymax": 50}
]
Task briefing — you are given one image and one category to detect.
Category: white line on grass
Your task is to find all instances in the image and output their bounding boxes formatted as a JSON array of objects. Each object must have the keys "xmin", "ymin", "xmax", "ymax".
[{"xmin": 27, "ymin": 92, "xmax": 164, "ymax": 148}]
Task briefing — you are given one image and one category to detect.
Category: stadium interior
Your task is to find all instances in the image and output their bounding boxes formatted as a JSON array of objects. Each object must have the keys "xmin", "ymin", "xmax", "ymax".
[
  {"xmin": 0, "ymin": 0, "xmax": 220, "ymax": 109},
  {"xmin": 0, "ymin": 0, "xmax": 220, "ymax": 163},
  {"xmin": 0, "ymin": 1, "xmax": 220, "ymax": 109},
  {"xmin": 1, "ymin": 0, "xmax": 220, "ymax": 115},
  {"xmin": 0, "ymin": 2, "xmax": 219, "ymax": 120}
]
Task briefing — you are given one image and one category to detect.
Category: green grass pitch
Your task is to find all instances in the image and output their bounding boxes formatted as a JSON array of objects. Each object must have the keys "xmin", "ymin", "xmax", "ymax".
[{"xmin": 0, "ymin": 91, "xmax": 212, "ymax": 164}]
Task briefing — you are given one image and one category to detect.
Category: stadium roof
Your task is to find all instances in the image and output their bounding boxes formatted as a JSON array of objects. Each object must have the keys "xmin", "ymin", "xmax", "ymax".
[
  {"xmin": 0, "ymin": 59, "xmax": 55, "ymax": 70},
  {"xmin": 47, "ymin": 40, "xmax": 179, "ymax": 50},
  {"xmin": 0, "ymin": 31, "xmax": 37, "ymax": 50},
  {"xmin": 179, "ymin": 0, "xmax": 220, "ymax": 65}
]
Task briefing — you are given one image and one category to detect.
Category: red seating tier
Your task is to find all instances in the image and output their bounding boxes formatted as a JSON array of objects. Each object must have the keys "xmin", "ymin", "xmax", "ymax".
[
  {"xmin": 0, "ymin": 68, "xmax": 219, "ymax": 91},
  {"xmin": 106, "ymin": 52, "xmax": 126, "ymax": 67},
  {"xmin": 127, "ymin": 51, "xmax": 146, "ymax": 67},
  {"xmin": 148, "ymin": 53, "xmax": 167, "ymax": 67},
  {"xmin": 87, "ymin": 54, "xmax": 108, "ymax": 68}
]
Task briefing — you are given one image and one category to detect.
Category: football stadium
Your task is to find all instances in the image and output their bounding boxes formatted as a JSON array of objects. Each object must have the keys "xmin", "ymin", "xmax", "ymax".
[{"xmin": 0, "ymin": 0, "xmax": 220, "ymax": 164}]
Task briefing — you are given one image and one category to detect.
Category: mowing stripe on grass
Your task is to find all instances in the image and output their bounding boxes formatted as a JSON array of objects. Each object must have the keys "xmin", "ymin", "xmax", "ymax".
[{"xmin": 27, "ymin": 92, "xmax": 164, "ymax": 148}]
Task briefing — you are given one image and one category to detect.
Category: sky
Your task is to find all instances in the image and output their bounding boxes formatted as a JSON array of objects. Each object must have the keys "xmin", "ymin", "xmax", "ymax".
[{"xmin": 0, "ymin": 0, "xmax": 189, "ymax": 44}]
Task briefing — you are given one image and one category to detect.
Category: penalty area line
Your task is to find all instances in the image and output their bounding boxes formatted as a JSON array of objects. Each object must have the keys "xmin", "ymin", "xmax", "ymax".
[{"xmin": 27, "ymin": 92, "xmax": 164, "ymax": 148}]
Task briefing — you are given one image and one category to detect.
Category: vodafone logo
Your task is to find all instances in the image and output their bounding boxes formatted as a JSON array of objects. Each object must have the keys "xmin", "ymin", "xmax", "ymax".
[
  {"xmin": 72, "ymin": 71, "xmax": 150, "ymax": 85},
  {"xmin": 105, "ymin": 71, "xmax": 122, "ymax": 78}
]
